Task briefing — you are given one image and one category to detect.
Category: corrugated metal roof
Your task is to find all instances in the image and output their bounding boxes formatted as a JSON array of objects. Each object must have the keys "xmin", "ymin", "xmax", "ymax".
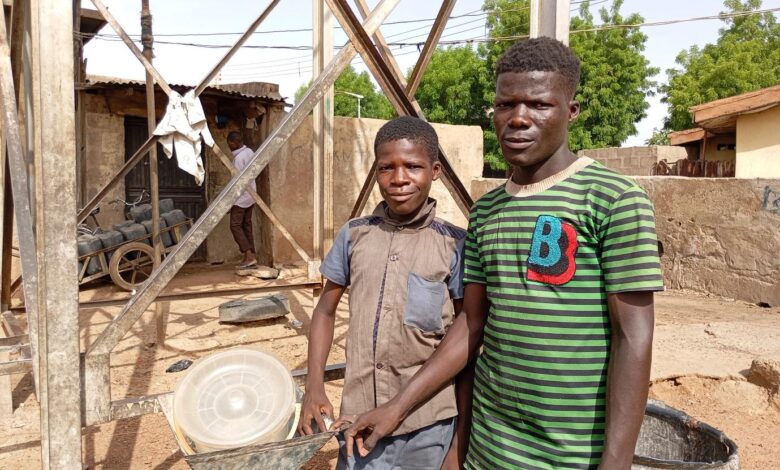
[{"xmin": 83, "ymin": 75, "xmax": 285, "ymax": 102}]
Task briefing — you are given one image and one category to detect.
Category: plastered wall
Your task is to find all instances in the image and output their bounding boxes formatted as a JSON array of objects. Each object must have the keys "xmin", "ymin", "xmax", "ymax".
[
  {"xmin": 737, "ymin": 105, "xmax": 780, "ymax": 178},
  {"xmin": 267, "ymin": 116, "xmax": 484, "ymax": 265}
]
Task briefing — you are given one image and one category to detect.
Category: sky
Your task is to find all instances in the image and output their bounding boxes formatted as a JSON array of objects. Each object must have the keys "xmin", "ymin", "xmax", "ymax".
[{"xmin": 82, "ymin": 0, "xmax": 780, "ymax": 146}]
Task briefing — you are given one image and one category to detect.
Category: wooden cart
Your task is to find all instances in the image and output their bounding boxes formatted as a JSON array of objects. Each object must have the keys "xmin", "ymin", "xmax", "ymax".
[{"xmin": 78, "ymin": 219, "xmax": 193, "ymax": 291}]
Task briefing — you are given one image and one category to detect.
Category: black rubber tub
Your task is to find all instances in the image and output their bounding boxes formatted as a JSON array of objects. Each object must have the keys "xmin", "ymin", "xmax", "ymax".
[{"xmin": 632, "ymin": 400, "xmax": 739, "ymax": 469}]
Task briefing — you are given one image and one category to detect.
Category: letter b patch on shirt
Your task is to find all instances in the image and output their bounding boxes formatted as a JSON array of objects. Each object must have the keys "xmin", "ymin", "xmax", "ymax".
[{"xmin": 526, "ymin": 215, "xmax": 578, "ymax": 285}]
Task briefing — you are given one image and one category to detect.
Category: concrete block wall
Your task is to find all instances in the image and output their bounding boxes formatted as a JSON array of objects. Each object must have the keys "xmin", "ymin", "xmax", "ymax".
[
  {"xmin": 579, "ymin": 146, "xmax": 688, "ymax": 176},
  {"xmin": 83, "ymin": 94, "xmax": 126, "ymax": 228},
  {"xmin": 471, "ymin": 176, "xmax": 780, "ymax": 306}
]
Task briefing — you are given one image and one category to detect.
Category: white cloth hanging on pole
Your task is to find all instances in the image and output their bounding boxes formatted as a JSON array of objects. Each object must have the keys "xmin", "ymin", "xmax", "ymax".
[{"xmin": 153, "ymin": 90, "xmax": 213, "ymax": 185}]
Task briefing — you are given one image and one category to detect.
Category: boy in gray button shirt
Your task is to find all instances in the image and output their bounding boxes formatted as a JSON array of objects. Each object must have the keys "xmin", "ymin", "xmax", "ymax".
[{"xmin": 298, "ymin": 116, "xmax": 467, "ymax": 469}]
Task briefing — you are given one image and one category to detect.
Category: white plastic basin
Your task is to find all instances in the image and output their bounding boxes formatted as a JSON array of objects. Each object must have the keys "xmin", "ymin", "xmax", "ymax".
[{"xmin": 172, "ymin": 348, "xmax": 296, "ymax": 453}]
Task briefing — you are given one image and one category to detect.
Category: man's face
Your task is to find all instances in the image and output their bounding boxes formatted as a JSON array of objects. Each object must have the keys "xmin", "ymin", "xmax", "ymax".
[
  {"xmin": 228, "ymin": 139, "xmax": 241, "ymax": 151},
  {"xmin": 375, "ymin": 139, "xmax": 441, "ymax": 220},
  {"xmin": 493, "ymin": 71, "xmax": 580, "ymax": 168}
]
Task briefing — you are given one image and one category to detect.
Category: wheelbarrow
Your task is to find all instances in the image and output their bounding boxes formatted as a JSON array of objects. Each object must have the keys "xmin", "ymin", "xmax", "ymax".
[{"xmin": 157, "ymin": 364, "xmax": 346, "ymax": 470}]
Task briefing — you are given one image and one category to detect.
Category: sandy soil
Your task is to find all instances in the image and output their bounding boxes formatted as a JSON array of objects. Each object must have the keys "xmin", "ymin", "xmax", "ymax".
[{"xmin": 1, "ymin": 269, "xmax": 779, "ymax": 469}]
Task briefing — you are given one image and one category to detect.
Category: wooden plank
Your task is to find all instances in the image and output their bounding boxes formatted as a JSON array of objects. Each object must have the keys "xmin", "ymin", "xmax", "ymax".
[
  {"xmin": 84, "ymin": 1, "xmax": 400, "ymax": 425},
  {"xmin": 32, "ymin": 0, "xmax": 82, "ymax": 465}
]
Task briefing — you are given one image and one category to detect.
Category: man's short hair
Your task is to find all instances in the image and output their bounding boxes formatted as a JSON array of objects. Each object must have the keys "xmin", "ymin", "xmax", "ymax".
[
  {"xmin": 496, "ymin": 37, "xmax": 581, "ymax": 98},
  {"xmin": 374, "ymin": 116, "xmax": 439, "ymax": 162},
  {"xmin": 227, "ymin": 131, "xmax": 243, "ymax": 144}
]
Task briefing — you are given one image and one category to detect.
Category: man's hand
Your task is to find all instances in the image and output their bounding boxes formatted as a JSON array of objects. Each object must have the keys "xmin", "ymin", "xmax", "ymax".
[
  {"xmin": 298, "ymin": 385, "xmax": 335, "ymax": 435},
  {"xmin": 343, "ymin": 402, "xmax": 405, "ymax": 458}
]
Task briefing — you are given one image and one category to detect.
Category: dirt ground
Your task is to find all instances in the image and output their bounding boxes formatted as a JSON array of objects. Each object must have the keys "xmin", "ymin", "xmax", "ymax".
[{"xmin": 1, "ymin": 267, "xmax": 779, "ymax": 469}]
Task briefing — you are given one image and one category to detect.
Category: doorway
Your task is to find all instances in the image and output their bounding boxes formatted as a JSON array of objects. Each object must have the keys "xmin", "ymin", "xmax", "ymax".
[{"xmin": 124, "ymin": 116, "xmax": 208, "ymax": 261}]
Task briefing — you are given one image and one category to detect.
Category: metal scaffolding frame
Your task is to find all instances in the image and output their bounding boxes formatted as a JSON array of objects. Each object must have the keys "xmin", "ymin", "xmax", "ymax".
[{"xmin": 0, "ymin": 0, "xmax": 570, "ymax": 466}]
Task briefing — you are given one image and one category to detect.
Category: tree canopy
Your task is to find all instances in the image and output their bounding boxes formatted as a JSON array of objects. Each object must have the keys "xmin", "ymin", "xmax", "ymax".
[
  {"xmin": 294, "ymin": 65, "xmax": 394, "ymax": 120},
  {"xmin": 416, "ymin": 0, "xmax": 657, "ymax": 170},
  {"xmin": 662, "ymin": 0, "xmax": 780, "ymax": 131}
]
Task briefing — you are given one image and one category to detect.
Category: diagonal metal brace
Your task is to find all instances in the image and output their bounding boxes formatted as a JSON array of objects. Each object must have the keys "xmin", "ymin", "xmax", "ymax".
[{"xmin": 330, "ymin": 0, "xmax": 473, "ymax": 217}]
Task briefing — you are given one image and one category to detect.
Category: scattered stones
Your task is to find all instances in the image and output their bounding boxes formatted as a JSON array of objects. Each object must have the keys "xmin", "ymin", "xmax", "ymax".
[
  {"xmin": 218, "ymin": 295, "xmax": 290, "ymax": 323},
  {"xmin": 165, "ymin": 359, "xmax": 193, "ymax": 373},
  {"xmin": 748, "ymin": 358, "xmax": 780, "ymax": 394}
]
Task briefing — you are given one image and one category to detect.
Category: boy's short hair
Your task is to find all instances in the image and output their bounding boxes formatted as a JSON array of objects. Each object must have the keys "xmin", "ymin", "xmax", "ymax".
[
  {"xmin": 496, "ymin": 37, "xmax": 581, "ymax": 98},
  {"xmin": 227, "ymin": 131, "xmax": 242, "ymax": 143},
  {"xmin": 374, "ymin": 116, "xmax": 439, "ymax": 162}
]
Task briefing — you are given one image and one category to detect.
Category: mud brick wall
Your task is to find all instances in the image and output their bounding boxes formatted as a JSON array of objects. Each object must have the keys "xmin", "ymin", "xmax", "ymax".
[{"xmin": 471, "ymin": 176, "xmax": 780, "ymax": 306}]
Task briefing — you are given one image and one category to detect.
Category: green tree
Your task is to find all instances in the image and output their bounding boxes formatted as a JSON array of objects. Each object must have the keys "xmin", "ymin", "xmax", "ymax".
[
  {"xmin": 662, "ymin": 0, "xmax": 780, "ymax": 131},
  {"xmin": 294, "ymin": 65, "xmax": 394, "ymax": 119},
  {"xmin": 483, "ymin": 0, "xmax": 657, "ymax": 165},
  {"xmin": 645, "ymin": 128, "xmax": 670, "ymax": 145},
  {"xmin": 413, "ymin": 46, "xmax": 501, "ymax": 167}
]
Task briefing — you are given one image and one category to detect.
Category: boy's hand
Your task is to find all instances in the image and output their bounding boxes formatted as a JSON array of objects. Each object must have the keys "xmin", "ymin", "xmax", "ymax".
[
  {"xmin": 298, "ymin": 385, "xmax": 334, "ymax": 435},
  {"xmin": 343, "ymin": 402, "xmax": 404, "ymax": 457}
]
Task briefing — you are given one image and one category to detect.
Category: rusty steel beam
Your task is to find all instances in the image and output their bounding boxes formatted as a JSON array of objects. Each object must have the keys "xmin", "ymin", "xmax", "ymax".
[
  {"xmin": 0, "ymin": 358, "xmax": 31, "ymax": 376},
  {"xmin": 194, "ymin": 0, "xmax": 281, "ymax": 96},
  {"xmin": 78, "ymin": 0, "xmax": 282, "ymax": 226},
  {"xmin": 32, "ymin": 0, "xmax": 82, "ymax": 465},
  {"xmin": 211, "ymin": 144, "xmax": 312, "ymax": 263},
  {"xmin": 406, "ymin": 0, "xmax": 456, "ymax": 98},
  {"xmin": 83, "ymin": 0, "xmax": 401, "ymax": 426},
  {"xmin": 90, "ymin": 0, "xmax": 172, "ymax": 95},
  {"xmin": 328, "ymin": 0, "xmax": 473, "ymax": 217},
  {"xmin": 354, "ymin": 0, "xmax": 406, "ymax": 87},
  {"xmin": 0, "ymin": 1, "xmax": 40, "ymax": 390}
]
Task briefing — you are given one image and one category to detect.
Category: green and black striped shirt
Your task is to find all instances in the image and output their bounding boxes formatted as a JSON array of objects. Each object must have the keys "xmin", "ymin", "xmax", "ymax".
[{"xmin": 463, "ymin": 157, "xmax": 664, "ymax": 470}]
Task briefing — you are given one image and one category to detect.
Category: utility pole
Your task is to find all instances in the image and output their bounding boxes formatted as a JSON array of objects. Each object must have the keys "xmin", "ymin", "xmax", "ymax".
[
  {"xmin": 141, "ymin": 0, "xmax": 160, "ymax": 267},
  {"xmin": 530, "ymin": 0, "xmax": 571, "ymax": 44},
  {"xmin": 142, "ymin": 0, "xmax": 165, "ymax": 345}
]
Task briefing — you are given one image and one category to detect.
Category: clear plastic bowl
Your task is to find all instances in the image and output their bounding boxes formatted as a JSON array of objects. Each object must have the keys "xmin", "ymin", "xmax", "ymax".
[{"xmin": 172, "ymin": 348, "xmax": 296, "ymax": 453}]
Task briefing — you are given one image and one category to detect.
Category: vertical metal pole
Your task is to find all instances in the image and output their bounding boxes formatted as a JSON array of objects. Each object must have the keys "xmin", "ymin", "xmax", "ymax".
[
  {"xmin": 530, "ymin": 0, "xmax": 570, "ymax": 44},
  {"xmin": 142, "ymin": 0, "xmax": 161, "ymax": 267},
  {"xmin": 0, "ymin": 159, "xmax": 12, "ymax": 311},
  {"xmin": 313, "ymin": 0, "xmax": 334, "ymax": 272},
  {"xmin": 32, "ymin": 0, "xmax": 82, "ymax": 466}
]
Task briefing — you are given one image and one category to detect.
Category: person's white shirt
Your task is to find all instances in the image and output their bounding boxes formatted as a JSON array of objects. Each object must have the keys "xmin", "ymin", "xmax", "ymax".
[{"xmin": 232, "ymin": 145, "xmax": 257, "ymax": 209}]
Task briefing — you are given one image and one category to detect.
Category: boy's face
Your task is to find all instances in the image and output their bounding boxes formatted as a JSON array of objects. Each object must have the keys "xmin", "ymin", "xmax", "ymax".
[
  {"xmin": 493, "ymin": 70, "xmax": 580, "ymax": 168},
  {"xmin": 375, "ymin": 139, "xmax": 441, "ymax": 220}
]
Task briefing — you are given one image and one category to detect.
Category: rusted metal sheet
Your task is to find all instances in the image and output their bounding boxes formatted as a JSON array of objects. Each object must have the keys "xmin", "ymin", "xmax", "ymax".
[{"xmin": 183, "ymin": 432, "xmax": 336, "ymax": 470}]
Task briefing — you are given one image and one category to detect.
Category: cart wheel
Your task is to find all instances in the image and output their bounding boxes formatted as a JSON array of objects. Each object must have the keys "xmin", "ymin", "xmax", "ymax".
[{"xmin": 109, "ymin": 242, "xmax": 155, "ymax": 291}]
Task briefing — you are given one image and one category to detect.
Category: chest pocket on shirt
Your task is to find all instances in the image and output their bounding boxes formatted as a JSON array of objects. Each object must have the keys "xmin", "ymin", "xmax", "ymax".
[{"xmin": 404, "ymin": 273, "xmax": 446, "ymax": 332}]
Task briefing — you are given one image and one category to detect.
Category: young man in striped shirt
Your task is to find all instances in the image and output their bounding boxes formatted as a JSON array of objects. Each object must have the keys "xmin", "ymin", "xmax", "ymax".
[{"xmin": 342, "ymin": 37, "xmax": 664, "ymax": 470}]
